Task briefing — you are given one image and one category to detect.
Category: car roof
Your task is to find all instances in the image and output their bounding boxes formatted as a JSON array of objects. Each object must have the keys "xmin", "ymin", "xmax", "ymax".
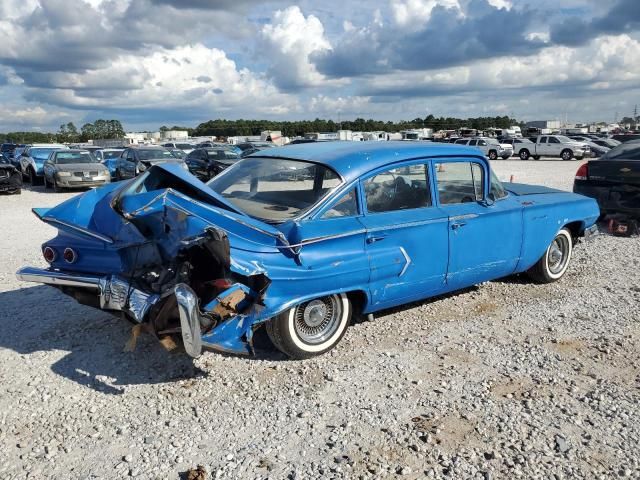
[{"xmin": 255, "ymin": 141, "xmax": 482, "ymax": 182}]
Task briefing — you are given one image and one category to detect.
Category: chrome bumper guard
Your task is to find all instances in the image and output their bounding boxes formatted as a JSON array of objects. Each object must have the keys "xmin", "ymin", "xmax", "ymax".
[
  {"xmin": 583, "ymin": 224, "xmax": 599, "ymax": 241},
  {"xmin": 16, "ymin": 267, "xmax": 159, "ymax": 323}
]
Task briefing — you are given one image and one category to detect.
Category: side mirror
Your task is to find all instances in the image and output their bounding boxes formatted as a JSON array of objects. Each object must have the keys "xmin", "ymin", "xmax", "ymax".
[{"xmin": 480, "ymin": 192, "xmax": 496, "ymax": 207}]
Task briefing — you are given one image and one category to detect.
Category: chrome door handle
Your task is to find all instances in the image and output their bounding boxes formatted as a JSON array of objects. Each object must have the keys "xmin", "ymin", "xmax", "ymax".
[{"xmin": 366, "ymin": 234, "xmax": 387, "ymax": 244}]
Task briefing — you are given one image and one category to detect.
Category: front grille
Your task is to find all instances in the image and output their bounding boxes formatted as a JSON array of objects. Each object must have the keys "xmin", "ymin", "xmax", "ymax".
[{"xmin": 72, "ymin": 171, "xmax": 100, "ymax": 177}]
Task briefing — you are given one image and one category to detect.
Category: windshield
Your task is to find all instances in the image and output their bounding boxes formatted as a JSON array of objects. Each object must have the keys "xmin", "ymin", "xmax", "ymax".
[
  {"xmin": 207, "ymin": 157, "xmax": 342, "ymax": 222},
  {"xmin": 31, "ymin": 148, "xmax": 62, "ymax": 160},
  {"xmin": 137, "ymin": 149, "xmax": 176, "ymax": 161},
  {"xmin": 55, "ymin": 152, "xmax": 96, "ymax": 164},
  {"xmin": 103, "ymin": 150, "xmax": 123, "ymax": 159},
  {"xmin": 176, "ymin": 143, "xmax": 193, "ymax": 150}
]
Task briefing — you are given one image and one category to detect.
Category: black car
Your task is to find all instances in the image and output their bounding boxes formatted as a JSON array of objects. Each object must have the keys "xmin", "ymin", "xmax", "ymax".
[
  {"xmin": 185, "ymin": 147, "xmax": 241, "ymax": 181},
  {"xmin": 573, "ymin": 140, "xmax": 640, "ymax": 221},
  {"xmin": 115, "ymin": 147, "xmax": 186, "ymax": 180},
  {"xmin": 0, "ymin": 153, "xmax": 22, "ymax": 194}
]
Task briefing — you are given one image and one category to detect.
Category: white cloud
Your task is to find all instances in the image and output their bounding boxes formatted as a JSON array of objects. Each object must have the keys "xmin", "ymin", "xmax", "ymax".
[
  {"xmin": 390, "ymin": 0, "xmax": 461, "ymax": 28},
  {"xmin": 25, "ymin": 44, "xmax": 300, "ymax": 115},
  {"xmin": 260, "ymin": 6, "xmax": 337, "ymax": 90}
]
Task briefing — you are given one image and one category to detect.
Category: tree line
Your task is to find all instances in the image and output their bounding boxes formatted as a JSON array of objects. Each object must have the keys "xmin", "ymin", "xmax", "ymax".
[
  {"xmin": 0, "ymin": 119, "xmax": 126, "ymax": 144},
  {"xmin": 191, "ymin": 115, "xmax": 521, "ymax": 138},
  {"xmin": 2, "ymin": 116, "xmax": 522, "ymax": 143}
]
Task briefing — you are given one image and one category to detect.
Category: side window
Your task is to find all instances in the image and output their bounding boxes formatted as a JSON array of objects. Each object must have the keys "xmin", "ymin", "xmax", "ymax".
[
  {"xmin": 435, "ymin": 162, "xmax": 484, "ymax": 205},
  {"xmin": 478, "ymin": 140, "xmax": 487, "ymax": 146},
  {"xmin": 126, "ymin": 150, "xmax": 134, "ymax": 161},
  {"xmin": 490, "ymin": 171, "xmax": 508, "ymax": 199},
  {"xmin": 321, "ymin": 189, "xmax": 358, "ymax": 219},
  {"xmin": 549, "ymin": 137, "xmax": 560, "ymax": 144},
  {"xmin": 364, "ymin": 164, "xmax": 431, "ymax": 213},
  {"xmin": 468, "ymin": 140, "xmax": 477, "ymax": 146},
  {"xmin": 540, "ymin": 136, "xmax": 547, "ymax": 144}
]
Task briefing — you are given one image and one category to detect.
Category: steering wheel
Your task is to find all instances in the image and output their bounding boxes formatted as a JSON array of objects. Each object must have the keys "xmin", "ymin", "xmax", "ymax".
[{"xmin": 369, "ymin": 172, "xmax": 398, "ymax": 200}]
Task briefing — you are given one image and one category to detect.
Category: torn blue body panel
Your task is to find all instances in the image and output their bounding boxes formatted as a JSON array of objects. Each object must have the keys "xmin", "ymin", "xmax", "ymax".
[{"xmin": 16, "ymin": 143, "xmax": 600, "ymax": 357}]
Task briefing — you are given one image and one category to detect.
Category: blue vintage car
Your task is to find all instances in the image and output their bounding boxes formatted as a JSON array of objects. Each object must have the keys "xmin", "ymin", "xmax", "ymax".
[{"xmin": 17, "ymin": 142, "xmax": 599, "ymax": 359}]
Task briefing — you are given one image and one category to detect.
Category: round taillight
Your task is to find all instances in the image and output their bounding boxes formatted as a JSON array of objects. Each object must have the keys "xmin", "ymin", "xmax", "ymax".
[
  {"xmin": 63, "ymin": 248, "xmax": 77, "ymax": 264},
  {"xmin": 43, "ymin": 246, "xmax": 56, "ymax": 263}
]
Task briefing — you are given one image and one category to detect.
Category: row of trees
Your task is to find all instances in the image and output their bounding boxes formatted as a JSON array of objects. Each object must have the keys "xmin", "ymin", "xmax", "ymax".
[
  {"xmin": 2, "ymin": 116, "xmax": 522, "ymax": 143},
  {"xmin": 192, "ymin": 115, "xmax": 521, "ymax": 138}
]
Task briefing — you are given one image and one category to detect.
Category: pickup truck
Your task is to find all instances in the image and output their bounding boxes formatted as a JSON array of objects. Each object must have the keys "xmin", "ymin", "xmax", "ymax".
[{"xmin": 531, "ymin": 135, "xmax": 590, "ymax": 161}]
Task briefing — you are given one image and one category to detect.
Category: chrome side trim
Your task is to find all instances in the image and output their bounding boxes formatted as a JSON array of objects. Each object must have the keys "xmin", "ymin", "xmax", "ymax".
[
  {"xmin": 399, "ymin": 247, "xmax": 411, "ymax": 277},
  {"xmin": 41, "ymin": 217, "xmax": 114, "ymax": 244},
  {"xmin": 16, "ymin": 266, "xmax": 102, "ymax": 289},
  {"xmin": 450, "ymin": 213, "xmax": 479, "ymax": 221}
]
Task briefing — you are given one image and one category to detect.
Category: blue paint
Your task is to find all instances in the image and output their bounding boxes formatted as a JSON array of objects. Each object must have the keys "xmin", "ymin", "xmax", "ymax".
[{"xmin": 19, "ymin": 143, "xmax": 600, "ymax": 355}]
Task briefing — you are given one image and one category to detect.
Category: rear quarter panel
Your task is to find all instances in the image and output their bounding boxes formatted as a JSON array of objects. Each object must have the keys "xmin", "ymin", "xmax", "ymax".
[{"xmin": 517, "ymin": 192, "xmax": 599, "ymax": 272}]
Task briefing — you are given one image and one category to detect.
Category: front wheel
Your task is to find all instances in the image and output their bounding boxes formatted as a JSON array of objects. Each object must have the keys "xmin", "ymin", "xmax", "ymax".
[
  {"xmin": 266, "ymin": 293, "xmax": 351, "ymax": 359},
  {"xmin": 527, "ymin": 228, "xmax": 573, "ymax": 283},
  {"xmin": 561, "ymin": 149, "xmax": 573, "ymax": 161}
]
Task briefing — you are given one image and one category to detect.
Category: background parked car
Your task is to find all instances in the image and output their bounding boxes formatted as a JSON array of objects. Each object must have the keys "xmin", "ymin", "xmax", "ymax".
[
  {"xmin": 573, "ymin": 139, "xmax": 640, "ymax": 221},
  {"xmin": 42, "ymin": 149, "xmax": 111, "ymax": 191},
  {"xmin": 114, "ymin": 146, "xmax": 187, "ymax": 181},
  {"xmin": 161, "ymin": 142, "xmax": 195, "ymax": 154},
  {"xmin": 499, "ymin": 138, "xmax": 537, "ymax": 160},
  {"xmin": 93, "ymin": 148, "xmax": 125, "ymax": 179},
  {"xmin": 0, "ymin": 153, "xmax": 22, "ymax": 194},
  {"xmin": 19, "ymin": 144, "xmax": 68, "ymax": 185},
  {"xmin": 168, "ymin": 148, "xmax": 186, "ymax": 159},
  {"xmin": 568, "ymin": 136, "xmax": 610, "ymax": 157},
  {"xmin": 1, "ymin": 143, "xmax": 17, "ymax": 160},
  {"xmin": 454, "ymin": 137, "xmax": 512, "ymax": 159},
  {"xmin": 8, "ymin": 144, "xmax": 26, "ymax": 168},
  {"xmin": 185, "ymin": 147, "xmax": 241, "ymax": 181},
  {"xmin": 530, "ymin": 135, "xmax": 590, "ymax": 160}
]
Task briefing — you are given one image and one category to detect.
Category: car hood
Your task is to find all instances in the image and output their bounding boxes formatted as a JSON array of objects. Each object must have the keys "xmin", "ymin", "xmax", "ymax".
[{"xmin": 56, "ymin": 163, "xmax": 108, "ymax": 172}]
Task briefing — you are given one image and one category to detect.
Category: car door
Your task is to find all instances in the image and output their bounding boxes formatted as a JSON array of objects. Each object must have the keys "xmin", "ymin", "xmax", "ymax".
[
  {"xmin": 433, "ymin": 159, "xmax": 523, "ymax": 289},
  {"xmin": 537, "ymin": 136, "xmax": 549, "ymax": 156},
  {"xmin": 42, "ymin": 153, "xmax": 55, "ymax": 182},
  {"xmin": 357, "ymin": 161, "xmax": 449, "ymax": 310}
]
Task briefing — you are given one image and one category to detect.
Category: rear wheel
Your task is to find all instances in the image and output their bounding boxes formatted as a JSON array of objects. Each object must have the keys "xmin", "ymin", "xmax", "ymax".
[
  {"xmin": 527, "ymin": 228, "xmax": 573, "ymax": 283},
  {"xmin": 266, "ymin": 293, "xmax": 351, "ymax": 359},
  {"xmin": 519, "ymin": 149, "xmax": 530, "ymax": 160}
]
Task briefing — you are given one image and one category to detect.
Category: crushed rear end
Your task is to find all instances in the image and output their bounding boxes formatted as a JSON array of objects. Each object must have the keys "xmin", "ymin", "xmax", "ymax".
[{"xmin": 16, "ymin": 164, "xmax": 282, "ymax": 356}]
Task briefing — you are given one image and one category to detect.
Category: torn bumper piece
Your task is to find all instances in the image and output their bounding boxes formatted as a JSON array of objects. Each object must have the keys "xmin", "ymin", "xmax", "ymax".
[{"xmin": 174, "ymin": 282, "xmax": 258, "ymax": 358}]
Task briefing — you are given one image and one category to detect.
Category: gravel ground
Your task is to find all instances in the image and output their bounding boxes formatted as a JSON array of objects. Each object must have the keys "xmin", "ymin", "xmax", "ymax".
[{"xmin": 1, "ymin": 159, "xmax": 638, "ymax": 479}]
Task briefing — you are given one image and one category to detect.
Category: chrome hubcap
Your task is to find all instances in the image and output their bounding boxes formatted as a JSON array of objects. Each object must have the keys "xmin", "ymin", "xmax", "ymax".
[
  {"xmin": 294, "ymin": 296, "xmax": 342, "ymax": 345},
  {"xmin": 548, "ymin": 236, "xmax": 569, "ymax": 274}
]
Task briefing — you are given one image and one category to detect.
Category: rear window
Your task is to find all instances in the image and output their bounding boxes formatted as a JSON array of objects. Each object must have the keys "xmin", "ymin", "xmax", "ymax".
[
  {"xmin": 103, "ymin": 150, "xmax": 123, "ymax": 159},
  {"xmin": 31, "ymin": 148, "xmax": 63, "ymax": 159}
]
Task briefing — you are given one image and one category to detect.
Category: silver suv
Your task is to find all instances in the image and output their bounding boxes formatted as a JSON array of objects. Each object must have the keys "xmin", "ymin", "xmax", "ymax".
[{"xmin": 454, "ymin": 137, "xmax": 513, "ymax": 159}]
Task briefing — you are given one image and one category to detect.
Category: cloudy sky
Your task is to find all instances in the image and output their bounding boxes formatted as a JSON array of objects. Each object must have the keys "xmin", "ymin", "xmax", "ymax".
[{"xmin": 0, "ymin": 0, "xmax": 638, "ymax": 131}]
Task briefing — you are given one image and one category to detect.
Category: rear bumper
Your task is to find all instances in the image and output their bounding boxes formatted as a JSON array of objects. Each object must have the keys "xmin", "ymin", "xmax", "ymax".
[
  {"xmin": 16, "ymin": 266, "xmax": 159, "ymax": 323},
  {"xmin": 574, "ymin": 182, "xmax": 640, "ymax": 218},
  {"xmin": 16, "ymin": 266, "xmax": 258, "ymax": 358}
]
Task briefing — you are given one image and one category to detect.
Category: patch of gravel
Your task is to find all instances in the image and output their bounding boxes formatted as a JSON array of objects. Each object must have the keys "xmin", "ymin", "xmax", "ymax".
[{"xmin": 1, "ymin": 160, "xmax": 638, "ymax": 479}]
